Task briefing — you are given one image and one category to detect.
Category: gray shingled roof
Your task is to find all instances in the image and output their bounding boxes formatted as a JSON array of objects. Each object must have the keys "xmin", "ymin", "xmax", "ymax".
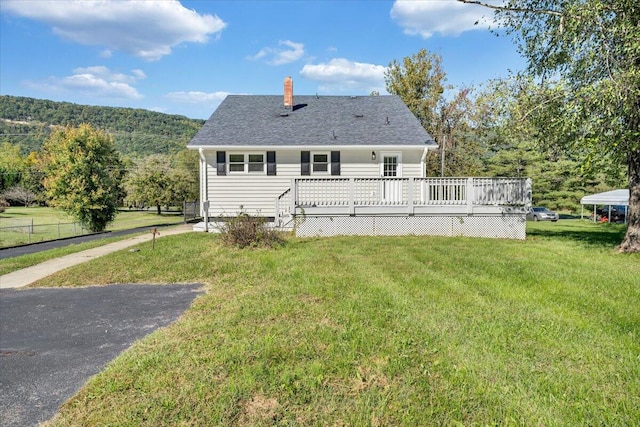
[{"xmin": 187, "ymin": 95, "xmax": 436, "ymax": 148}]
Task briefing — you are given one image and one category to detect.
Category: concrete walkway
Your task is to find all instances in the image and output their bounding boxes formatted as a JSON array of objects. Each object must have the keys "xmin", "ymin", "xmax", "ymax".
[{"xmin": 0, "ymin": 224, "xmax": 193, "ymax": 289}]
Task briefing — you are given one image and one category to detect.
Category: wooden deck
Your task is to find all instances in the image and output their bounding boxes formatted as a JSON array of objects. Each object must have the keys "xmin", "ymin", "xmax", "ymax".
[{"xmin": 276, "ymin": 177, "xmax": 532, "ymax": 225}]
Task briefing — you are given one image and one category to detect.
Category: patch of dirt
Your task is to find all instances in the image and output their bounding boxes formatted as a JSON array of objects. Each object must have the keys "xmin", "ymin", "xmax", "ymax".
[
  {"xmin": 238, "ymin": 394, "xmax": 280, "ymax": 424},
  {"xmin": 351, "ymin": 364, "xmax": 390, "ymax": 393}
]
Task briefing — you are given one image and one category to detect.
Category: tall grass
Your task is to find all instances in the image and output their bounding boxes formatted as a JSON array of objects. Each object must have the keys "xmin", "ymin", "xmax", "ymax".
[{"xmin": 33, "ymin": 221, "xmax": 640, "ymax": 426}]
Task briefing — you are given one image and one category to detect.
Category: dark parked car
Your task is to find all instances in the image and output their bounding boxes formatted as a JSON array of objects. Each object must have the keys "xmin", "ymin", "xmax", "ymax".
[{"xmin": 527, "ymin": 207, "xmax": 559, "ymax": 222}]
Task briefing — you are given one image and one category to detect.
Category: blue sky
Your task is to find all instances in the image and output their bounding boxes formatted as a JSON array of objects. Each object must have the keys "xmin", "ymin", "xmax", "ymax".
[{"xmin": 0, "ymin": 0, "xmax": 524, "ymax": 120}]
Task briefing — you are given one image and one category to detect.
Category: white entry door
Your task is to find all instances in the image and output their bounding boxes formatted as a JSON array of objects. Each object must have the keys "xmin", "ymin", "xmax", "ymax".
[{"xmin": 380, "ymin": 152, "xmax": 402, "ymax": 204}]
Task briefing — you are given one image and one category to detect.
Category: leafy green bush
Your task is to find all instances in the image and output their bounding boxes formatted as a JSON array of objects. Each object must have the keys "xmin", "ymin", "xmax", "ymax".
[{"xmin": 219, "ymin": 211, "xmax": 285, "ymax": 249}]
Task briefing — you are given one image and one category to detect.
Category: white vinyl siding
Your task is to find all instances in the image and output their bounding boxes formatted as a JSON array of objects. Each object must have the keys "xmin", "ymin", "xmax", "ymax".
[
  {"xmin": 401, "ymin": 151, "xmax": 423, "ymax": 177},
  {"xmin": 339, "ymin": 150, "xmax": 379, "ymax": 176},
  {"xmin": 204, "ymin": 149, "xmax": 424, "ymax": 217},
  {"xmin": 206, "ymin": 151, "xmax": 295, "ymax": 217}
]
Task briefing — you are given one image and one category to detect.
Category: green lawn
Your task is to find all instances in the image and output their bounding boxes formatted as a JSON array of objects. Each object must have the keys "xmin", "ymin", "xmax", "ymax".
[
  {"xmin": 0, "ymin": 206, "xmax": 185, "ymax": 247},
  {"xmin": 29, "ymin": 221, "xmax": 640, "ymax": 426}
]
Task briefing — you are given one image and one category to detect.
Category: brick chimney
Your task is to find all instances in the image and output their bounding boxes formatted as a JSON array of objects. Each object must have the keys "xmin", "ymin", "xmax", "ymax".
[{"xmin": 284, "ymin": 76, "xmax": 293, "ymax": 108}]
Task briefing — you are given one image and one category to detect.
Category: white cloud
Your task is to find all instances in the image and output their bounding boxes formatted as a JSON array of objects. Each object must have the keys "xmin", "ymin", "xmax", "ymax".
[
  {"xmin": 165, "ymin": 91, "xmax": 231, "ymax": 118},
  {"xmin": 390, "ymin": 0, "xmax": 502, "ymax": 38},
  {"xmin": 131, "ymin": 69, "xmax": 147, "ymax": 80},
  {"xmin": 165, "ymin": 91, "xmax": 230, "ymax": 104},
  {"xmin": 1, "ymin": 0, "xmax": 226, "ymax": 61},
  {"xmin": 71, "ymin": 66, "xmax": 146, "ymax": 84},
  {"xmin": 26, "ymin": 66, "xmax": 145, "ymax": 99},
  {"xmin": 248, "ymin": 40, "xmax": 305, "ymax": 65},
  {"xmin": 300, "ymin": 58, "xmax": 387, "ymax": 93}
]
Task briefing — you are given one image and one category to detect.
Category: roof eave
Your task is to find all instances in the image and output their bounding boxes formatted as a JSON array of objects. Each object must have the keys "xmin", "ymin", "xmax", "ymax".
[{"xmin": 188, "ymin": 143, "xmax": 437, "ymax": 151}]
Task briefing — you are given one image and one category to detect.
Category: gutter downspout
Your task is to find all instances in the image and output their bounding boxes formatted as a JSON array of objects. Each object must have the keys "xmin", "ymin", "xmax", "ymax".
[
  {"xmin": 199, "ymin": 148, "xmax": 209, "ymax": 232},
  {"xmin": 419, "ymin": 147, "xmax": 429, "ymax": 204},
  {"xmin": 420, "ymin": 147, "xmax": 429, "ymax": 178}
]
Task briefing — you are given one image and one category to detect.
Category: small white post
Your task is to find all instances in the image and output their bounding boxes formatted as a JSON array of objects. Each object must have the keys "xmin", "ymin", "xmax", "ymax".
[
  {"xmin": 290, "ymin": 178, "xmax": 297, "ymax": 215},
  {"xmin": 466, "ymin": 177, "xmax": 474, "ymax": 214},
  {"xmin": 203, "ymin": 200, "xmax": 210, "ymax": 232},
  {"xmin": 349, "ymin": 178, "xmax": 355, "ymax": 215},
  {"xmin": 407, "ymin": 178, "xmax": 414, "ymax": 215}
]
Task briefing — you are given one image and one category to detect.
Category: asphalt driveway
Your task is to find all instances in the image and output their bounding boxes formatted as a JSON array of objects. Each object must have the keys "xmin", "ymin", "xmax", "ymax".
[{"xmin": 0, "ymin": 283, "xmax": 204, "ymax": 427}]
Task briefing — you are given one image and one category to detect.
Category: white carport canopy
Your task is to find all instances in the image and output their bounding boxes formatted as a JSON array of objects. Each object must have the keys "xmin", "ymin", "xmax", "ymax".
[{"xmin": 580, "ymin": 189, "xmax": 629, "ymax": 223}]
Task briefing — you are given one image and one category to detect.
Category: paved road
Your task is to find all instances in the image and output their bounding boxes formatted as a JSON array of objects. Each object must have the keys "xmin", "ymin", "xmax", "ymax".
[{"xmin": 0, "ymin": 283, "xmax": 204, "ymax": 427}]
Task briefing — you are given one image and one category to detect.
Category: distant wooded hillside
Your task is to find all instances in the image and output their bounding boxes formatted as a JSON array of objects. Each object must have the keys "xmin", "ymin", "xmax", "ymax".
[{"xmin": 0, "ymin": 95, "xmax": 205, "ymax": 157}]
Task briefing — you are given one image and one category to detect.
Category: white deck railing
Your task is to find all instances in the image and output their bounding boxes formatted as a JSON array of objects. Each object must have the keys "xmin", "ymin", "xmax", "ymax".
[{"xmin": 275, "ymin": 177, "xmax": 531, "ymax": 224}]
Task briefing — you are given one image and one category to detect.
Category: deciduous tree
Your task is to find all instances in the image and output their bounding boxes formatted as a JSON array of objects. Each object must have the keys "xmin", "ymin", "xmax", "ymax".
[
  {"xmin": 124, "ymin": 155, "xmax": 173, "ymax": 215},
  {"xmin": 21, "ymin": 151, "xmax": 45, "ymax": 202},
  {"xmin": 39, "ymin": 124, "xmax": 124, "ymax": 232},
  {"xmin": 0, "ymin": 141, "xmax": 25, "ymax": 192},
  {"xmin": 171, "ymin": 149, "xmax": 199, "ymax": 204},
  {"xmin": 2, "ymin": 185, "xmax": 38, "ymax": 207},
  {"xmin": 124, "ymin": 152, "xmax": 198, "ymax": 215},
  {"xmin": 385, "ymin": 50, "xmax": 484, "ymax": 176},
  {"xmin": 459, "ymin": 0, "xmax": 640, "ymax": 251},
  {"xmin": 385, "ymin": 48, "xmax": 446, "ymax": 137}
]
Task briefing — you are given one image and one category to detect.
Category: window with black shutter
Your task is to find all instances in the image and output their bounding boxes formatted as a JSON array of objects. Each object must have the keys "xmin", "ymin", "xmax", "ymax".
[
  {"xmin": 301, "ymin": 151, "xmax": 310, "ymax": 175},
  {"xmin": 267, "ymin": 151, "xmax": 276, "ymax": 176},
  {"xmin": 216, "ymin": 151, "xmax": 226, "ymax": 176},
  {"xmin": 331, "ymin": 151, "xmax": 340, "ymax": 176}
]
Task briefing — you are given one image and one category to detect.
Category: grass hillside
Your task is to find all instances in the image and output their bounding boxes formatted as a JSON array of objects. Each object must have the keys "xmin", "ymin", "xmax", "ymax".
[{"xmin": 35, "ymin": 221, "xmax": 639, "ymax": 426}]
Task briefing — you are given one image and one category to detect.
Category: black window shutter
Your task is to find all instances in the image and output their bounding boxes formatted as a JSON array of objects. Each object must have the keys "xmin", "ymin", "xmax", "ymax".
[
  {"xmin": 216, "ymin": 151, "xmax": 226, "ymax": 176},
  {"xmin": 331, "ymin": 151, "xmax": 341, "ymax": 176},
  {"xmin": 267, "ymin": 151, "xmax": 276, "ymax": 176},
  {"xmin": 301, "ymin": 151, "xmax": 310, "ymax": 176}
]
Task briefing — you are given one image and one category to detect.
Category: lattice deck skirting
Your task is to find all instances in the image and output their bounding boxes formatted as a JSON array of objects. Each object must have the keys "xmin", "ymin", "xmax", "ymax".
[{"xmin": 295, "ymin": 215, "xmax": 526, "ymax": 240}]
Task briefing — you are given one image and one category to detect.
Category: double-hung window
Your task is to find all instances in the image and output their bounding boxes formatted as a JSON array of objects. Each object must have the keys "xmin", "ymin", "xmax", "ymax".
[
  {"xmin": 312, "ymin": 152, "xmax": 329, "ymax": 174},
  {"xmin": 247, "ymin": 154, "xmax": 264, "ymax": 173},
  {"xmin": 229, "ymin": 154, "xmax": 245, "ymax": 173},
  {"xmin": 228, "ymin": 153, "xmax": 265, "ymax": 174},
  {"xmin": 301, "ymin": 151, "xmax": 339, "ymax": 176}
]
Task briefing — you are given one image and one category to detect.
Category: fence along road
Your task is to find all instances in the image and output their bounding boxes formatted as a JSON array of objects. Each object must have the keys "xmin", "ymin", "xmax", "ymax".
[
  {"xmin": 0, "ymin": 219, "xmax": 90, "ymax": 246},
  {"xmin": 0, "ymin": 224, "xmax": 193, "ymax": 288},
  {"xmin": 0, "ymin": 202, "xmax": 199, "ymax": 249}
]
